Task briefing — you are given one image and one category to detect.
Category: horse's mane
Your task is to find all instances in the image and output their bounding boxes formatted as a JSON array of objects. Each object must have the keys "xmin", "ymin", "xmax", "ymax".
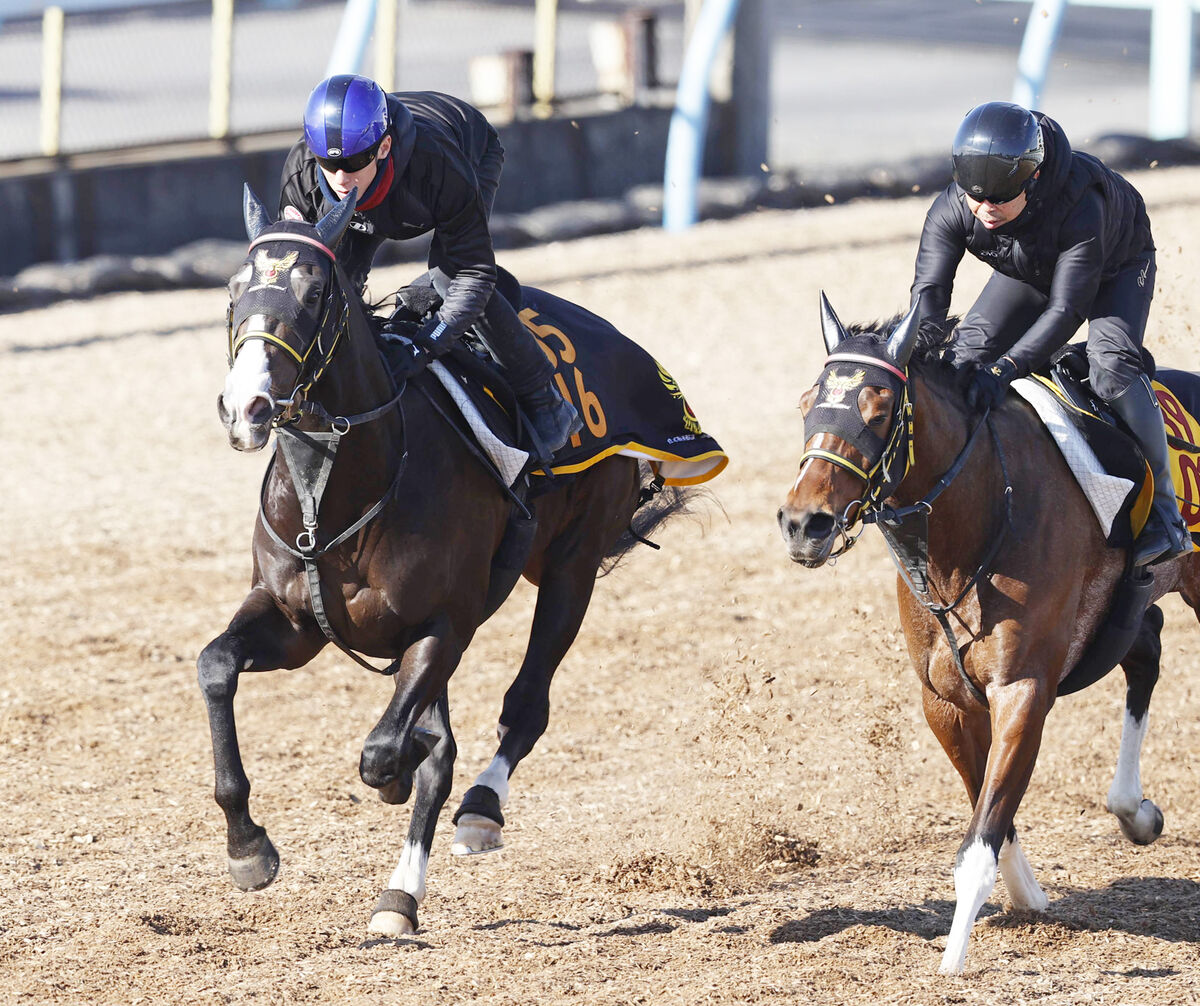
[{"xmin": 846, "ymin": 313, "xmax": 963, "ymax": 379}]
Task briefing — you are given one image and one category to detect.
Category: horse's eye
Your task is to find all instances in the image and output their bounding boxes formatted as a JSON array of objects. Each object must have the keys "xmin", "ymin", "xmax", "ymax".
[{"xmin": 868, "ymin": 414, "xmax": 888, "ymax": 428}]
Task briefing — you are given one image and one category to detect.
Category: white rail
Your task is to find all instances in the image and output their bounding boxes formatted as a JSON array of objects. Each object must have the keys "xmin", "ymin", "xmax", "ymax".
[{"xmin": 1002, "ymin": 0, "xmax": 1196, "ymax": 138}]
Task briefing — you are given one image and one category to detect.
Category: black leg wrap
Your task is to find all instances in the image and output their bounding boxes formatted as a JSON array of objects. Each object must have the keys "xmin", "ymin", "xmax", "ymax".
[
  {"xmin": 452, "ymin": 785, "xmax": 505, "ymax": 827},
  {"xmin": 372, "ymin": 889, "xmax": 419, "ymax": 931}
]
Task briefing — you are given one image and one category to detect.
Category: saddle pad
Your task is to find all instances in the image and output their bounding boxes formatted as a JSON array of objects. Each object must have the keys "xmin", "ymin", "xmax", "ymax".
[
  {"xmin": 518, "ymin": 287, "xmax": 728, "ymax": 485},
  {"xmin": 1012, "ymin": 377, "xmax": 1138, "ymax": 538},
  {"xmin": 429, "ymin": 361, "xmax": 528, "ymax": 486}
]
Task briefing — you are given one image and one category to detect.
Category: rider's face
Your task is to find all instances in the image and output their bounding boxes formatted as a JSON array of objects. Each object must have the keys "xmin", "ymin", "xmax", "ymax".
[
  {"xmin": 964, "ymin": 189, "xmax": 1028, "ymax": 230},
  {"xmin": 319, "ymin": 135, "xmax": 393, "ymax": 200}
]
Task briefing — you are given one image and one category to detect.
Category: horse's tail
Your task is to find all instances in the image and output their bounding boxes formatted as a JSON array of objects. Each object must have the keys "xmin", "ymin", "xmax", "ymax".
[{"xmin": 599, "ymin": 469, "xmax": 717, "ymax": 576}]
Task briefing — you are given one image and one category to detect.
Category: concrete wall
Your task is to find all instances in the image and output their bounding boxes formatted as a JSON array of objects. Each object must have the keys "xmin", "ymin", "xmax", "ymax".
[{"xmin": 0, "ymin": 104, "xmax": 733, "ymax": 277}]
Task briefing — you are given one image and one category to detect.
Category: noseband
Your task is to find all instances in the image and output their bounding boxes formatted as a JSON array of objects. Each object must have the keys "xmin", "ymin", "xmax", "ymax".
[{"xmin": 800, "ymin": 350, "xmax": 914, "ymax": 557}]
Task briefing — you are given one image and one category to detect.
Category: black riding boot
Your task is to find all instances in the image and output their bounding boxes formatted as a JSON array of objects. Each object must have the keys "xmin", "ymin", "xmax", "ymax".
[
  {"xmin": 1109, "ymin": 375, "xmax": 1192, "ymax": 565},
  {"xmin": 474, "ymin": 292, "xmax": 582, "ymax": 457}
]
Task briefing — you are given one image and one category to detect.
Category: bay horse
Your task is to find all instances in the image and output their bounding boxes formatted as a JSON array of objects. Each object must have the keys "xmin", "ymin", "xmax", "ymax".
[
  {"xmin": 777, "ymin": 294, "xmax": 1199, "ymax": 974},
  {"xmin": 200, "ymin": 186, "xmax": 700, "ymax": 936}
]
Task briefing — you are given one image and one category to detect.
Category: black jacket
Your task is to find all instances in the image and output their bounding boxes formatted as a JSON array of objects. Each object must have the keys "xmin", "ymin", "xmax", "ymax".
[
  {"xmin": 910, "ymin": 113, "xmax": 1154, "ymax": 375},
  {"xmin": 279, "ymin": 91, "xmax": 502, "ymax": 340}
]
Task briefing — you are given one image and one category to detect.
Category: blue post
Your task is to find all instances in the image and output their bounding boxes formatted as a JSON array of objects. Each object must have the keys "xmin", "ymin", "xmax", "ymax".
[
  {"xmin": 1011, "ymin": 0, "xmax": 1067, "ymax": 110},
  {"xmin": 663, "ymin": 0, "xmax": 742, "ymax": 231},
  {"xmin": 325, "ymin": 0, "xmax": 379, "ymax": 77}
]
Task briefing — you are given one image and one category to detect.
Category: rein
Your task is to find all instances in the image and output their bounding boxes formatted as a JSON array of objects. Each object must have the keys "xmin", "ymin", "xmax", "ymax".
[
  {"xmin": 231, "ymin": 229, "xmax": 411, "ymax": 676},
  {"xmin": 865, "ymin": 409, "xmax": 1014, "ymax": 709},
  {"xmin": 805, "ymin": 345, "xmax": 1014, "ymax": 708}
]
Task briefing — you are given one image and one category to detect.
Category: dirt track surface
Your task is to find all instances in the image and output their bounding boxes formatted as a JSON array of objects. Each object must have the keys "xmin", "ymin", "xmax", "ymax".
[{"xmin": 4, "ymin": 170, "xmax": 1200, "ymax": 1004}]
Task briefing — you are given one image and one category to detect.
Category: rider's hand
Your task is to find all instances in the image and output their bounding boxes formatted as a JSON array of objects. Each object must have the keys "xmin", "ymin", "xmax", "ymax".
[
  {"xmin": 965, "ymin": 356, "xmax": 1019, "ymax": 413},
  {"xmin": 414, "ymin": 317, "xmax": 453, "ymax": 359}
]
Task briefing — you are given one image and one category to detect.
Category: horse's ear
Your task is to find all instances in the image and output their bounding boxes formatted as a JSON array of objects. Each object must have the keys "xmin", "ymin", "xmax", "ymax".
[
  {"xmin": 243, "ymin": 183, "xmax": 273, "ymax": 242},
  {"xmin": 315, "ymin": 188, "xmax": 358, "ymax": 249},
  {"xmin": 819, "ymin": 290, "xmax": 848, "ymax": 353},
  {"xmin": 884, "ymin": 302, "xmax": 920, "ymax": 369}
]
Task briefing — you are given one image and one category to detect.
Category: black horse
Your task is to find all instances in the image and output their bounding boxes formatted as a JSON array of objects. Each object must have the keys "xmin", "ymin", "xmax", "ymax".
[{"xmin": 200, "ymin": 187, "xmax": 709, "ymax": 935}]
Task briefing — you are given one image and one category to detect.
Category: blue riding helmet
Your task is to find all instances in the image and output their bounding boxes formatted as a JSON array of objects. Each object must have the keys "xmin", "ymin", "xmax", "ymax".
[{"xmin": 304, "ymin": 74, "xmax": 389, "ymax": 166}]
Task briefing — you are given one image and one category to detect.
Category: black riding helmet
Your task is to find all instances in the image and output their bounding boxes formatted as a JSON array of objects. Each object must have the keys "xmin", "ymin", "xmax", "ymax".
[{"xmin": 952, "ymin": 101, "xmax": 1044, "ymax": 203}]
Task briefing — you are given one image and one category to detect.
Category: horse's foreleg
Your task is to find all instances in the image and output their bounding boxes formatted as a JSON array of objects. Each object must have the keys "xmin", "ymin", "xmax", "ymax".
[
  {"xmin": 1106, "ymin": 603, "xmax": 1165, "ymax": 845},
  {"xmin": 196, "ymin": 587, "xmax": 324, "ymax": 891},
  {"xmin": 451, "ymin": 542, "xmax": 603, "ymax": 857},
  {"xmin": 359, "ymin": 623, "xmax": 464, "ymax": 806},
  {"xmin": 940, "ymin": 680, "xmax": 1051, "ymax": 975},
  {"xmin": 368, "ymin": 690, "xmax": 456, "ymax": 937}
]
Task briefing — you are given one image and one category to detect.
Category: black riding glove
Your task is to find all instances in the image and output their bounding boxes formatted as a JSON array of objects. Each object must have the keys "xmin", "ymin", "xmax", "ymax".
[
  {"xmin": 966, "ymin": 356, "xmax": 1019, "ymax": 413},
  {"xmin": 413, "ymin": 317, "xmax": 454, "ymax": 359}
]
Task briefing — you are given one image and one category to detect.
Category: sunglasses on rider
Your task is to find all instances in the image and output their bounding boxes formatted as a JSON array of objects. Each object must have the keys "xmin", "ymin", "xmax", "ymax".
[{"xmin": 315, "ymin": 144, "xmax": 381, "ymax": 175}]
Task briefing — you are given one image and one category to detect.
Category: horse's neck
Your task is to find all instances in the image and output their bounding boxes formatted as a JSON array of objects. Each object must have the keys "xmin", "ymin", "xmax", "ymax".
[{"xmin": 899, "ymin": 370, "xmax": 1011, "ymax": 573}]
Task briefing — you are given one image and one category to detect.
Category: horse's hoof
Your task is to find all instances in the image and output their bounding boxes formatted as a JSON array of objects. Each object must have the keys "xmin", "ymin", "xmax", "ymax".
[
  {"xmin": 368, "ymin": 889, "xmax": 418, "ymax": 936},
  {"xmin": 450, "ymin": 813, "xmax": 504, "ymax": 856},
  {"xmin": 1117, "ymin": 799, "xmax": 1164, "ymax": 846},
  {"xmin": 227, "ymin": 834, "xmax": 280, "ymax": 891},
  {"xmin": 368, "ymin": 911, "xmax": 416, "ymax": 937}
]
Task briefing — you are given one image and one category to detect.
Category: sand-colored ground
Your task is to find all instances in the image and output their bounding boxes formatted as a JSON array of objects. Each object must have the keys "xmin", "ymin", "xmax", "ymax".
[{"xmin": 3, "ymin": 169, "xmax": 1199, "ymax": 1004}]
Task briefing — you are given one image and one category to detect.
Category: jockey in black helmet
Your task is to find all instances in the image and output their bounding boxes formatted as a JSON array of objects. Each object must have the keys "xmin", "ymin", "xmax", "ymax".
[
  {"xmin": 910, "ymin": 100, "xmax": 1190, "ymax": 566},
  {"xmin": 278, "ymin": 73, "xmax": 581, "ymax": 457}
]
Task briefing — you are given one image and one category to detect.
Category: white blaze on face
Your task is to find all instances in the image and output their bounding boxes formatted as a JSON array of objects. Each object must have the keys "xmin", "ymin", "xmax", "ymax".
[{"xmin": 223, "ymin": 339, "xmax": 273, "ymax": 442}]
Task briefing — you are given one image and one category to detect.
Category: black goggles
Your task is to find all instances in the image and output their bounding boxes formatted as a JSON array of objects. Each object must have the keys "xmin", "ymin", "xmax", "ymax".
[{"xmin": 315, "ymin": 144, "xmax": 381, "ymax": 175}]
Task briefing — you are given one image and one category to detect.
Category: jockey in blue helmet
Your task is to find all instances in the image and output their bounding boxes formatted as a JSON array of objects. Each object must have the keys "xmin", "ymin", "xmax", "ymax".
[{"xmin": 279, "ymin": 73, "xmax": 581, "ymax": 457}]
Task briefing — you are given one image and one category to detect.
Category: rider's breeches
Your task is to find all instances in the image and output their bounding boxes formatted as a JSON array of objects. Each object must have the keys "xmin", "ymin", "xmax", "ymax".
[{"xmin": 953, "ymin": 251, "xmax": 1155, "ymax": 403}]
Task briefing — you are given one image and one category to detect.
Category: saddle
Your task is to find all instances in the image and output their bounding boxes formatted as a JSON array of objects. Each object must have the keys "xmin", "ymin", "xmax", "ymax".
[{"xmin": 1029, "ymin": 342, "xmax": 1200, "ymax": 549}]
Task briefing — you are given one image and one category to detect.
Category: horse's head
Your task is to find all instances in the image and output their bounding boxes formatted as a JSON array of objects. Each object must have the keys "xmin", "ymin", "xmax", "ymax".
[
  {"xmin": 217, "ymin": 185, "xmax": 357, "ymax": 451},
  {"xmin": 778, "ymin": 293, "xmax": 920, "ymax": 566}
]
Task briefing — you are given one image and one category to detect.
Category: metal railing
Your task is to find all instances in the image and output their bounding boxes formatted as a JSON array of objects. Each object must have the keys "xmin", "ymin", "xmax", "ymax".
[{"xmin": 1002, "ymin": 0, "xmax": 1197, "ymax": 138}]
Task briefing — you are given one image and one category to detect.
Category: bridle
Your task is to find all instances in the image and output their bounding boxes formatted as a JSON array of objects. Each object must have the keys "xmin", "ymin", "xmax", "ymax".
[
  {"xmin": 800, "ymin": 350, "xmax": 915, "ymax": 560},
  {"xmin": 802, "ymin": 343, "xmax": 1014, "ymax": 708},
  {"xmin": 225, "ymin": 226, "xmax": 412, "ymax": 676},
  {"xmin": 226, "ymin": 230, "xmax": 350, "ymax": 426}
]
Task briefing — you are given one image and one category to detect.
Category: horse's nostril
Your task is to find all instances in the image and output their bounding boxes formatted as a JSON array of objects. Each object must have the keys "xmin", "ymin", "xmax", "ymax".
[
  {"xmin": 804, "ymin": 512, "xmax": 836, "ymax": 540},
  {"xmin": 244, "ymin": 395, "xmax": 273, "ymax": 427}
]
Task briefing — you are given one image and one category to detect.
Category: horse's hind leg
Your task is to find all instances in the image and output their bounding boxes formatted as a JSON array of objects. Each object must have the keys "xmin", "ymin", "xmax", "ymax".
[
  {"xmin": 368, "ymin": 690, "xmax": 456, "ymax": 937},
  {"xmin": 452, "ymin": 471, "xmax": 635, "ymax": 856},
  {"xmin": 1106, "ymin": 603, "xmax": 1165, "ymax": 845},
  {"xmin": 450, "ymin": 560, "xmax": 599, "ymax": 856},
  {"xmin": 197, "ymin": 587, "xmax": 324, "ymax": 891}
]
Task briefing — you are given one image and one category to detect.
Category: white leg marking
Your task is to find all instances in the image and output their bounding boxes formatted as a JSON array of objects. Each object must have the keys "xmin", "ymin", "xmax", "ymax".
[
  {"xmin": 385, "ymin": 838, "xmax": 428, "ymax": 904},
  {"xmin": 1106, "ymin": 709, "xmax": 1162, "ymax": 844},
  {"xmin": 998, "ymin": 833, "xmax": 1047, "ymax": 912},
  {"xmin": 940, "ymin": 838, "xmax": 997, "ymax": 975},
  {"xmin": 367, "ymin": 839, "xmax": 427, "ymax": 936},
  {"xmin": 472, "ymin": 753, "xmax": 512, "ymax": 807},
  {"xmin": 1106, "ymin": 709, "xmax": 1148, "ymax": 819},
  {"xmin": 450, "ymin": 749, "xmax": 510, "ymax": 857}
]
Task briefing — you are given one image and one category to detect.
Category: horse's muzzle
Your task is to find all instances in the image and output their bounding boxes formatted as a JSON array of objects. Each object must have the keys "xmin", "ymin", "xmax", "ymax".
[
  {"xmin": 217, "ymin": 390, "xmax": 274, "ymax": 452},
  {"xmin": 777, "ymin": 505, "xmax": 839, "ymax": 567}
]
